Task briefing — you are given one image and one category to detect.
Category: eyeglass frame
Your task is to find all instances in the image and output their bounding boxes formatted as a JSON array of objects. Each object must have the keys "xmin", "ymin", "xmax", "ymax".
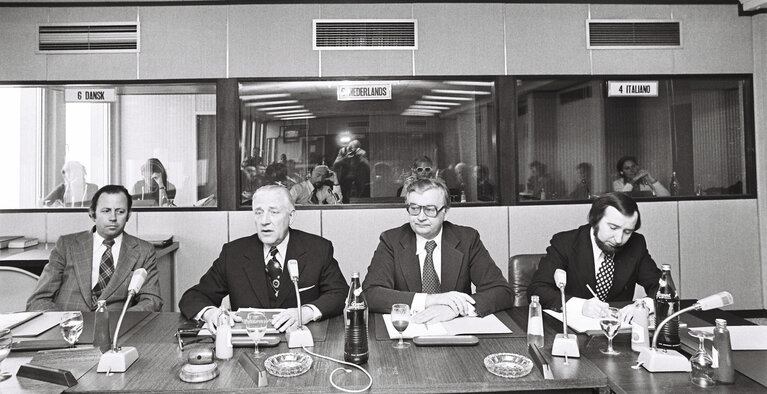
[
  {"xmin": 414, "ymin": 167, "xmax": 433, "ymax": 173},
  {"xmin": 406, "ymin": 204, "xmax": 446, "ymax": 218}
]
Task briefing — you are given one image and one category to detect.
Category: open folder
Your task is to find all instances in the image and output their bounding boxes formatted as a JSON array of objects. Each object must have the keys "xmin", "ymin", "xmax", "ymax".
[
  {"xmin": 382, "ymin": 314, "xmax": 512, "ymax": 339},
  {"xmin": 544, "ymin": 309, "xmax": 630, "ymax": 335}
]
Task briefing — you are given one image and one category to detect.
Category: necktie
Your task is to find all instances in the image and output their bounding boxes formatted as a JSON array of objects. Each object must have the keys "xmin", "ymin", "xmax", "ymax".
[
  {"xmin": 421, "ymin": 240, "xmax": 440, "ymax": 294},
  {"xmin": 595, "ymin": 253, "xmax": 614, "ymax": 302},
  {"xmin": 265, "ymin": 246, "xmax": 282, "ymax": 297},
  {"xmin": 92, "ymin": 239, "xmax": 115, "ymax": 304}
]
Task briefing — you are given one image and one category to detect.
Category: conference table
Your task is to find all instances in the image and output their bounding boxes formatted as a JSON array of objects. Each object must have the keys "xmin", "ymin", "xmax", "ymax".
[{"xmin": 3, "ymin": 306, "xmax": 766, "ymax": 393}]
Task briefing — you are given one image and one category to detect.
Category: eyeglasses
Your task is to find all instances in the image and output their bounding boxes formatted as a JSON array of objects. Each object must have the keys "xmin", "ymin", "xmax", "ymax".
[
  {"xmin": 406, "ymin": 204, "xmax": 446, "ymax": 218},
  {"xmin": 415, "ymin": 167, "xmax": 433, "ymax": 173}
]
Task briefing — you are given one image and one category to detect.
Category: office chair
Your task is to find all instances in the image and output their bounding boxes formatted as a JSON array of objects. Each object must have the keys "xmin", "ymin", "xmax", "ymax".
[
  {"xmin": 0, "ymin": 266, "xmax": 40, "ymax": 313},
  {"xmin": 508, "ymin": 254, "xmax": 545, "ymax": 307}
]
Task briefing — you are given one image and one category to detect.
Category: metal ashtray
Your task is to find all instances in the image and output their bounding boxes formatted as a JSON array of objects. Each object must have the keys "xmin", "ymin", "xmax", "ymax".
[
  {"xmin": 484, "ymin": 353, "xmax": 533, "ymax": 379},
  {"xmin": 179, "ymin": 362, "xmax": 219, "ymax": 383},
  {"xmin": 264, "ymin": 352, "xmax": 313, "ymax": 378}
]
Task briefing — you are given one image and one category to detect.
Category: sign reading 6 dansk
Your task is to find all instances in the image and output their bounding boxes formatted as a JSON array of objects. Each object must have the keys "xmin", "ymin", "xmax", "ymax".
[
  {"xmin": 65, "ymin": 88, "xmax": 117, "ymax": 103},
  {"xmin": 337, "ymin": 83, "xmax": 392, "ymax": 101}
]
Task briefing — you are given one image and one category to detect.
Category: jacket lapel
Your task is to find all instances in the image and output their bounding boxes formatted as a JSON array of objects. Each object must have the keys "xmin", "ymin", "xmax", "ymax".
[
  {"xmin": 101, "ymin": 234, "xmax": 138, "ymax": 301},
  {"xmin": 609, "ymin": 244, "xmax": 634, "ymax": 298},
  {"xmin": 574, "ymin": 226, "xmax": 597, "ymax": 290},
  {"xmin": 241, "ymin": 235, "xmax": 271, "ymax": 308},
  {"xmin": 439, "ymin": 223, "xmax": 463, "ymax": 292},
  {"xmin": 279, "ymin": 230, "xmax": 305, "ymax": 307},
  {"xmin": 72, "ymin": 231, "xmax": 95, "ymax": 309},
  {"xmin": 397, "ymin": 230, "xmax": 422, "ymax": 292}
]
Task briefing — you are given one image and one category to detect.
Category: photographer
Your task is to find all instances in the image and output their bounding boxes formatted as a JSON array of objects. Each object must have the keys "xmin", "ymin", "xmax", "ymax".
[{"xmin": 290, "ymin": 165, "xmax": 344, "ymax": 205}]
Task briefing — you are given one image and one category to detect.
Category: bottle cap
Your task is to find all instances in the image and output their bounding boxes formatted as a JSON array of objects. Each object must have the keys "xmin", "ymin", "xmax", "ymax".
[
  {"xmin": 661, "ymin": 264, "xmax": 671, "ymax": 270},
  {"xmin": 351, "ymin": 272, "xmax": 360, "ymax": 278},
  {"xmin": 97, "ymin": 300, "xmax": 107, "ymax": 307},
  {"xmin": 530, "ymin": 295, "xmax": 539, "ymax": 302},
  {"xmin": 715, "ymin": 318, "xmax": 727, "ymax": 328}
]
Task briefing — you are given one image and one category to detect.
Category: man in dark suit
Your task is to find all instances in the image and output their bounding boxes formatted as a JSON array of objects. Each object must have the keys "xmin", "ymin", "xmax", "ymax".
[
  {"xmin": 179, "ymin": 185, "xmax": 348, "ymax": 333},
  {"xmin": 363, "ymin": 178, "xmax": 513, "ymax": 324},
  {"xmin": 528, "ymin": 192, "xmax": 661, "ymax": 318},
  {"xmin": 27, "ymin": 185, "xmax": 163, "ymax": 312}
]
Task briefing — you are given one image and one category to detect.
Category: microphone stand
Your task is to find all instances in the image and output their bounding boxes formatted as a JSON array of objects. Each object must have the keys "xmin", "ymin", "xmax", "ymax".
[
  {"xmin": 551, "ymin": 284, "xmax": 580, "ymax": 359},
  {"xmin": 286, "ymin": 261, "xmax": 314, "ymax": 349},
  {"xmin": 636, "ymin": 304, "xmax": 699, "ymax": 372},
  {"xmin": 97, "ymin": 290, "xmax": 140, "ymax": 373}
]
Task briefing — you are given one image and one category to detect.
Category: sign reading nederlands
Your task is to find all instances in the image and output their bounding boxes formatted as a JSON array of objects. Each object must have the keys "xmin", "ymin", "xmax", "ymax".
[{"xmin": 337, "ymin": 83, "xmax": 391, "ymax": 101}]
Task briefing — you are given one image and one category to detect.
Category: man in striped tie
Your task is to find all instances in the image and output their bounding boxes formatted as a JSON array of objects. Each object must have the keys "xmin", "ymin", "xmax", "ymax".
[
  {"xmin": 363, "ymin": 178, "xmax": 513, "ymax": 324},
  {"xmin": 27, "ymin": 185, "xmax": 163, "ymax": 312},
  {"xmin": 528, "ymin": 192, "xmax": 662, "ymax": 320}
]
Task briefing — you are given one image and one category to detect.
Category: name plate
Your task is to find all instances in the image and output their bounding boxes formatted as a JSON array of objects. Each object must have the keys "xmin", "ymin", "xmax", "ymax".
[
  {"xmin": 337, "ymin": 84, "xmax": 391, "ymax": 101},
  {"xmin": 607, "ymin": 81, "xmax": 658, "ymax": 97},
  {"xmin": 65, "ymin": 89, "xmax": 116, "ymax": 103}
]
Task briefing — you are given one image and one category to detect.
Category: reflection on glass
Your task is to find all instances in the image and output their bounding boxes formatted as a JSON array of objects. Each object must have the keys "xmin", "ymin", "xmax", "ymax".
[
  {"xmin": 132, "ymin": 158, "xmax": 176, "ymax": 207},
  {"xmin": 43, "ymin": 161, "xmax": 99, "ymax": 207}
]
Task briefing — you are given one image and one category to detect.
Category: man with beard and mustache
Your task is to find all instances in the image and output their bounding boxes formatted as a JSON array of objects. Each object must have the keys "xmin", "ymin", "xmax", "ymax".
[{"xmin": 527, "ymin": 192, "xmax": 661, "ymax": 319}]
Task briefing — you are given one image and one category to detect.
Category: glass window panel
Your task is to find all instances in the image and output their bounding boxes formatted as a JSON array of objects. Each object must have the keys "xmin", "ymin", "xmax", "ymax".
[
  {"xmin": 0, "ymin": 83, "xmax": 217, "ymax": 209},
  {"xmin": 238, "ymin": 79, "xmax": 497, "ymax": 206},
  {"xmin": 516, "ymin": 77, "xmax": 752, "ymax": 203}
]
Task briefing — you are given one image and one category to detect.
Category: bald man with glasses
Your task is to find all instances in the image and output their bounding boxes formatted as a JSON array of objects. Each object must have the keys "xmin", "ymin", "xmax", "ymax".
[{"xmin": 363, "ymin": 178, "xmax": 513, "ymax": 324}]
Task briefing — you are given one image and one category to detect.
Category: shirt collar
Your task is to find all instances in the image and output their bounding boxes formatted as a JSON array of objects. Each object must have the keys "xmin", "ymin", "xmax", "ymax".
[
  {"xmin": 263, "ymin": 232, "xmax": 290, "ymax": 263},
  {"xmin": 93, "ymin": 230, "xmax": 123, "ymax": 248},
  {"xmin": 416, "ymin": 228, "xmax": 443, "ymax": 256},
  {"xmin": 589, "ymin": 227, "xmax": 605, "ymax": 262}
]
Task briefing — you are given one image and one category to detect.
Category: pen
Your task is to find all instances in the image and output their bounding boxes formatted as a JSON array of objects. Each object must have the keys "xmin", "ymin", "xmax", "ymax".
[{"xmin": 586, "ymin": 284, "xmax": 598, "ymax": 299}]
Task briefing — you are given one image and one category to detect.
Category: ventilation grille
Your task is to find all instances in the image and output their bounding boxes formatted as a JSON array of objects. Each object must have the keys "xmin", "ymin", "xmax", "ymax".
[
  {"xmin": 588, "ymin": 20, "xmax": 680, "ymax": 49},
  {"xmin": 38, "ymin": 22, "xmax": 139, "ymax": 53},
  {"xmin": 314, "ymin": 19, "xmax": 417, "ymax": 50}
]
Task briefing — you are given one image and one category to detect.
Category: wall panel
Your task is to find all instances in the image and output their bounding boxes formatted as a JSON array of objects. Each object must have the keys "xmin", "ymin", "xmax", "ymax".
[
  {"xmin": 0, "ymin": 8, "xmax": 47, "ymax": 81},
  {"xmin": 447, "ymin": 206, "xmax": 510, "ymax": 279},
  {"xmin": 228, "ymin": 209, "xmax": 321, "ymax": 242},
  {"xmin": 679, "ymin": 199, "xmax": 762, "ymax": 309},
  {"xmin": 0, "ymin": 213, "xmax": 46, "ymax": 241},
  {"xmin": 509, "ymin": 203, "xmax": 591, "ymax": 256}
]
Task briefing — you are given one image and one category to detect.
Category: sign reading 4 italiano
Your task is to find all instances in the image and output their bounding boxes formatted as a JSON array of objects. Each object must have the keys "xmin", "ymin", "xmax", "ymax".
[
  {"xmin": 607, "ymin": 81, "xmax": 658, "ymax": 97},
  {"xmin": 65, "ymin": 88, "xmax": 117, "ymax": 103},
  {"xmin": 337, "ymin": 83, "xmax": 391, "ymax": 101}
]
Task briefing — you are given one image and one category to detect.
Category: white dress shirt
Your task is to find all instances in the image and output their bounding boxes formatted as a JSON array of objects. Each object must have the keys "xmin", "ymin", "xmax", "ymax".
[{"xmin": 91, "ymin": 232, "xmax": 123, "ymax": 289}]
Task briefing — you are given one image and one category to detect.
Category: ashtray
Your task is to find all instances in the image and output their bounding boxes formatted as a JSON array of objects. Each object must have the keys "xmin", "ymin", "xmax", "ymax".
[
  {"xmin": 179, "ymin": 362, "xmax": 219, "ymax": 383},
  {"xmin": 484, "ymin": 353, "xmax": 533, "ymax": 379},
  {"xmin": 264, "ymin": 352, "xmax": 313, "ymax": 377}
]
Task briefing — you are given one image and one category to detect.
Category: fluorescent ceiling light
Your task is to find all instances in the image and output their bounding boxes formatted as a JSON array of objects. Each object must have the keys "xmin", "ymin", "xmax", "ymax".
[
  {"xmin": 443, "ymin": 80, "xmax": 495, "ymax": 87},
  {"xmin": 256, "ymin": 105, "xmax": 304, "ymax": 111},
  {"xmin": 279, "ymin": 115, "xmax": 316, "ymax": 120},
  {"xmin": 267, "ymin": 109, "xmax": 311, "ymax": 115},
  {"xmin": 411, "ymin": 105, "xmax": 450, "ymax": 110},
  {"xmin": 405, "ymin": 108, "xmax": 441, "ymax": 113},
  {"xmin": 240, "ymin": 93, "xmax": 291, "ymax": 101},
  {"xmin": 432, "ymin": 89, "xmax": 491, "ymax": 95},
  {"xmin": 274, "ymin": 112, "xmax": 314, "ymax": 118},
  {"xmin": 416, "ymin": 100, "xmax": 460, "ymax": 106},
  {"xmin": 402, "ymin": 112, "xmax": 434, "ymax": 117},
  {"xmin": 422, "ymin": 95, "xmax": 473, "ymax": 101},
  {"xmin": 244, "ymin": 100, "xmax": 299, "ymax": 107}
]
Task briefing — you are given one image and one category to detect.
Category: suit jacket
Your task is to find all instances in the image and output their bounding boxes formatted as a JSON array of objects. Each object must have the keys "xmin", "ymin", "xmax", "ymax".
[
  {"xmin": 26, "ymin": 230, "xmax": 163, "ymax": 312},
  {"xmin": 528, "ymin": 224, "xmax": 662, "ymax": 310},
  {"xmin": 178, "ymin": 229, "xmax": 349, "ymax": 320},
  {"xmin": 362, "ymin": 222, "xmax": 514, "ymax": 317}
]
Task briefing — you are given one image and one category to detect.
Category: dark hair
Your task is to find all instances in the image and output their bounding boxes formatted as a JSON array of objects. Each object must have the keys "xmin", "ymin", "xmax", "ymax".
[
  {"xmin": 588, "ymin": 192, "xmax": 641, "ymax": 231},
  {"xmin": 265, "ymin": 162, "xmax": 288, "ymax": 185},
  {"xmin": 412, "ymin": 155, "xmax": 433, "ymax": 168},
  {"xmin": 529, "ymin": 160, "xmax": 546, "ymax": 174},
  {"xmin": 616, "ymin": 156, "xmax": 638, "ymax": 175},
  {"xmin": 310, "ymin": 180, "xmax": 335, "ymax": 204},
  {"xmin": 405, "ymin": 177, "xmax": 451, "ymax": 209},
  {"xmin": 142, "ymin": 158, "xmax": 169, "ymax": 190},
  {"xmin": 90, "ymin": 185, "xmax": 132, "ymax": 216}
]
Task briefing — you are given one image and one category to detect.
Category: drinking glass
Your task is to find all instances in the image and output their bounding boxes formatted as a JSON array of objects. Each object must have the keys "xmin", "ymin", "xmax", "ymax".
[
  {"xmin": 60, "ymin": 312, "xmax": 84, "ymax": 347},
  {"xmin": 245, "ymin": 312, "xmax": 268, "ymax": 358},
  {"xmin": 688, "ymin": 329, "xmax": 715, "ymax": 387},
  {"xmin": 0, "ymin": 328, "xmax": 12, "ymax": 381},
  {"xmin": 391, "ymin": 304, "xmax": 411, "ymax": 349},
  {"xmin": 599, "ymin": 307, "xmax": 621, "ymax": 355}
]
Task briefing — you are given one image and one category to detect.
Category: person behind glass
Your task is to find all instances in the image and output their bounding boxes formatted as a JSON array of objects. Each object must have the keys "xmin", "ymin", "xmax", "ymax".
[
  {"xmin": 473, "ymin": 164, "xmax": 495, "ymax": 201},
  {"xmin": 527, "ymin": 192, "xmax": 661, "ymax": 321},
  {"xmin": 363, "ymin": 178, "xmax": 514, "ymax": 324},
  {"xmin": 241, "ymin": 155, "xmax": 267, "ymax": 203},
  {"xmin": 264, "ymin": 162, "xmax": 295, "ymax": 190},
  {"xmin": 178, "ymin": 185, "xmax": 349, "ymax": 333},
  {"xmin": 569, "ymin": 162, "xmax": 593, "ymax": 200},
  {"xmin": 290, "ymin": 164, "xmax": 343, "ymax": 205},
  {"xmin": 526, "ymin": 160, "xmax": 553, "ymax": 200},
  {"xmin": 27, "ymin": 185, "xmax": 163, "ymax": 312},
  {"xmin": 398, "ymin": 156, "xmax": 436, "ymax": 197},
  {"xmin": 132, "ymin": 158, "xmax": 176, "ymax": 206},
  {"xmin": 310, "ymin": 180, "xmax": 341, "ymax": 205},
  {"xmin": 613, "ymin": 156, "xmax": 669, "ymax": 197},
  {"xmin": 43, "ymin": 161, "xmax": 99, "ymax": 207},
  {"xmin": 333, "ymin": 139, "xmax": 370, "ymax": 202}
]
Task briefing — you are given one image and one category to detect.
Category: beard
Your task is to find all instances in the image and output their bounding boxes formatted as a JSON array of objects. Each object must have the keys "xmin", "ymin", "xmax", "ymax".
[{"xmin": 593, "ymin": 226, "xmax": 623, "ymax": 255}]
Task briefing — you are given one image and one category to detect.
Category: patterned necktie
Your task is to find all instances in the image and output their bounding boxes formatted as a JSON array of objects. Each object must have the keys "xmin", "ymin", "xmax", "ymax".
[
  {"xmin": 265, "ymin": 246, "xmax": 282, "ymax": 297},
  {"xmin": 595, "ymin": 253, "xmax": 614, "ymax": 302},
  {"xmin": 92, "ymin": 239, "xmax": 115, "ymax": 304},
  {"xmin": 421, "ymin": 240, "xmax": 440, "ymax": 294}
]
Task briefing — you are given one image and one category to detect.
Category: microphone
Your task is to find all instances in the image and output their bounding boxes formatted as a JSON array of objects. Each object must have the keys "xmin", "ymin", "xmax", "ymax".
[
  {"xmin": 285, "ymin": 259, "xmax": 313, "ymax": 348},
  {"xmin": 637, "ymin": 291, "xmax": 734, "ymax": 372},
  {"xmin": 551, "ymin": 269, "xmax": 579, "ymax": 359},
  {"xmin": 554, "ymin": 269, "xmax": 567, "ymax": 289},
  {"xmin": 96, "ymin": 269, "xmax": 148, "ymax": 373}
]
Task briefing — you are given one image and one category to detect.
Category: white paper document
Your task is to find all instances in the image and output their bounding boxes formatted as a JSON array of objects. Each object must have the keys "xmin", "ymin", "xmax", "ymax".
[
  {"xmin": 198, "ymin": 308, "xmax": 282, "ymax": 336},
  {"xmin": 695, "ymin": 325, "xmax": 767, "ymax": 350},
  {"xmin": 544, "ymin": 309, "xmax": 630, "ymax": 334},
  {"xmin": 0, "ymin": 311, "xmax": 42, "ymax": 330},
  {"xmin": 12, "ymin": 312, "xmax": 67, "ymax": 337},
  {"xmin": 382, "ymin": 314, "xmax": 512, "ymax": 339}
]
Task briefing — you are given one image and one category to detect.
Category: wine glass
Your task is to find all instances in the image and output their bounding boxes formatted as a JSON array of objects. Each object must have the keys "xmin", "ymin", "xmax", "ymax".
[
  {"xmin": 391, "ymin": 304, "xmax": 411, "ymax": 349},
  {"xmin": 245, "ymin": 312, "xmax": 268, "ymax": 358},
  {"xmin": 688, "ymin": 329, "xmax": 715, "ymax": 387},
  {"xmin": 60, "ymin": 312, "xmax": 84, "ymax": 347},
  {"xmin": 0, "ymin": 328, "xmax": 12, "ymax": 381},
  {"xmin": 599, "ymin": 307, "xmax": 621, "ymax": 355}
]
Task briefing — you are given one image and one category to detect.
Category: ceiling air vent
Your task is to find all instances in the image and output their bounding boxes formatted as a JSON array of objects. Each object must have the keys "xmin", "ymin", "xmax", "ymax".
[
  {"xmin": 587, "ymin": 20, "xmax": 680, "ymax": 49},
  {"xmin": 314, "ymin": 19, "xmax": 417, "ymax": 50},
  {"xmin": 38, "ymin": 22, "xmax": 139, "ymax": 53}
]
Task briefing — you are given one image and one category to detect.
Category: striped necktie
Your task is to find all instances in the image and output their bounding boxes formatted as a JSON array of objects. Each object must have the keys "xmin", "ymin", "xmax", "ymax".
[{"xmin": 92, "ymin": 239, "xmax": 115, "ymax": 305}]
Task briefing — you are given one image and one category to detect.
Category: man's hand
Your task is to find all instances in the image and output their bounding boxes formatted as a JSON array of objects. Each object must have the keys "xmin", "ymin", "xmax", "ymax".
[
  {"xmin": 425, "ymin": 291, "xmax": 476, "ymax": 316},
  {"xmin": 412, "ymin": 304, "xmax": 458, "ymax": 324},
  {"xmin": 581, "ymin": 297, "xmax": 609, "ymax": 318},
  {"xmin": 271, "ymin": 306, "xmax": 313, "ymax": 332},
  {"xmin": 201, "ymin": 307, "xmax": 239, "ymax": 335},
  {"xmin": 150, "ymin": 172, "xmax": 165, "ymax": 188}
]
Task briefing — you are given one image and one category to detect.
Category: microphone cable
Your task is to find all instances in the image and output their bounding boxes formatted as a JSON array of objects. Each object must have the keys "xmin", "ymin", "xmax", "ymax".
[{"xmin": 301, "ymin": 346, "xmax": 372, "ymax": 393}]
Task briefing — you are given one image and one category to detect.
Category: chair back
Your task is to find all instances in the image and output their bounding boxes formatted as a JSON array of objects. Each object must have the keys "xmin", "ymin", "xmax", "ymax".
[
  {"xmin": 509, "ymin": 254, "xmax": 545, "ymax": 307},
  {"xmin": 0, "ymin": 266, "xmax": 40, "ymax": 313}
]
